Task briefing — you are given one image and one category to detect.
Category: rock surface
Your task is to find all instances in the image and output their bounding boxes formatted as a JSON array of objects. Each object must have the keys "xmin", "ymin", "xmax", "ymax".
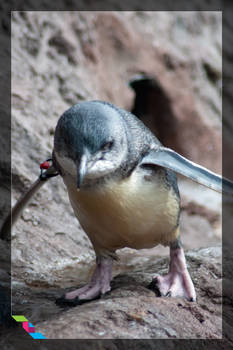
[
  {"xmin": 38, "ymin": 247, "xmax": 224, "ymax": 339},
  {"xmin": 12, "ymin": 246, "xmax": 223, "ymax": 339},
  {"xmin": 1, "ymin": 11, "xmax": 225, "ymax": 340}
]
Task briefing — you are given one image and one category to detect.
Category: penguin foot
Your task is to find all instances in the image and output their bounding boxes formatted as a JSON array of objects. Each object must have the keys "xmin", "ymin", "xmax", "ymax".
[
  {"xmin": 149, "ymin": 246, "xmax": 196, "ymax": 302},
  {"xmin": 55, "ymin": 255, "xmax": 113, "ymax": 307},
  {"xmin": 150, "ymin": 270, "xmax": 196, "ymax": 301}
]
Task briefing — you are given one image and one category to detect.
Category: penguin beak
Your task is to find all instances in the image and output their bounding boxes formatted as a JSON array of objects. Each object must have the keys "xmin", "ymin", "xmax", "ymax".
[{"xmin": 77, "ymin": 153, "xmax": 88, "ymax": 189}]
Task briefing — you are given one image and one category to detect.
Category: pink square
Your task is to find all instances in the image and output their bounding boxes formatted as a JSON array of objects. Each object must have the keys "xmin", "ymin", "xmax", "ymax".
[
  {"xmin": 23, "ymin": 321, "xmax": 35, "ymax": 333},
  {"xmin": 23, "ymin": 321, "xmax": 29, "ymax": 332}
]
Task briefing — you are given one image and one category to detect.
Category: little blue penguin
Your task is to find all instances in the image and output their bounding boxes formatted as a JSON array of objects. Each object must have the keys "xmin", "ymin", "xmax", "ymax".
[{"xmin": 53, "ymin": 100, "xmax": 226, "ymax": 305}]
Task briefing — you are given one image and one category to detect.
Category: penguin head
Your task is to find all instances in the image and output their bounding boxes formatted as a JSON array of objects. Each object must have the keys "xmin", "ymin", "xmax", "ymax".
[{"xmin": 53, "ymin": 101, "xmax": 129, "ymax": 188}]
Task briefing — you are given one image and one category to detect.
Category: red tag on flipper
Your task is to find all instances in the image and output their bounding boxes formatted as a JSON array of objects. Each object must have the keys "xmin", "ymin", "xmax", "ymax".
[{"xmin": 40, "ymin": 161, "xmax": 50, "ymax": 169}]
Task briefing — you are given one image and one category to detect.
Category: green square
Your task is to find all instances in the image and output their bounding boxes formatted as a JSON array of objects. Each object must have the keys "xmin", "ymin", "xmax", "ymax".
[{"xmin": 12, "ymin": 315, "xmax": 28, "ymax": 322}]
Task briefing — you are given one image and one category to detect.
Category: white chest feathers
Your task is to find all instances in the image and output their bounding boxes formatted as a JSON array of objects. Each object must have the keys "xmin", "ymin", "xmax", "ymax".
[{"xmin": 64, "ymin": 167, "xmax": 180, "ymax": 254}]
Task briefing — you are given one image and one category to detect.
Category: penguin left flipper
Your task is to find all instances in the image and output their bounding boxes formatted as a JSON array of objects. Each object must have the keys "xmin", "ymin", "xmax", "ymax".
[{"xmin": 140, "ymin": 147, "xmax": 233, "ymax": 195}]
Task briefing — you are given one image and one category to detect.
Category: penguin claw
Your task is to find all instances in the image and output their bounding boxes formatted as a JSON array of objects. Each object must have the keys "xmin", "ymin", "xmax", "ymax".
[
  {"xmin": 189, "ymin": 297, "xmax": 195, "ymax": 302},
  {"xmin": 55, "ymin": 295, "xmax": 83, "ymax": 307},
  {"xmin": 55, "ymin": 294, "xmax": 101, "ymax": 308}
]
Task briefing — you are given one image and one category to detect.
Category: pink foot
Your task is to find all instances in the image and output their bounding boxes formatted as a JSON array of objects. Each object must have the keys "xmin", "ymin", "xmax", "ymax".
[
  {"xmin": 56, "ymin": 256, "xmax": 113, "ymax": 307},
  {"xmin": 150, "ymin": 246, "xmax": 196, "ymax": 301}
]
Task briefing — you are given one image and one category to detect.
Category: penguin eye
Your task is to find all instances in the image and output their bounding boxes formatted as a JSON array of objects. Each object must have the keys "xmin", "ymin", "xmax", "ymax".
[{"xmin": 101, "ymin": 141, "xmax": 113, "ymax": 152}]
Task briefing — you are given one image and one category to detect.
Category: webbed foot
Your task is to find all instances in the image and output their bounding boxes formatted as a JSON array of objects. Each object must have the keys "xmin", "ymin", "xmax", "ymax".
[
  {"xmin": 149, "ymin": 242, "xmax": 196, "ymax": 302},
  {"xmin": 56, "ymin": 256, "xmax": 112, "ymax": 307}
]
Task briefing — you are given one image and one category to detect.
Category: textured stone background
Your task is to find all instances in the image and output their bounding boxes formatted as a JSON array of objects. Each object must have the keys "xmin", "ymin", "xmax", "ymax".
[{"xmin": 2, "ymin": 10, "xmax": 228, "ymax": 340}]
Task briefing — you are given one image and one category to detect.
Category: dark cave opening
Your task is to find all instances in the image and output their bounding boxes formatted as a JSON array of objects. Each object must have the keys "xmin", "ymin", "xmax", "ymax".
[
  {"xmin": 128, "ymin": 73, "xmax": 222, "ymax": 174},
  {"xmin": 128, "ymin": 73, "xmax": 182, "ymax": 154}
]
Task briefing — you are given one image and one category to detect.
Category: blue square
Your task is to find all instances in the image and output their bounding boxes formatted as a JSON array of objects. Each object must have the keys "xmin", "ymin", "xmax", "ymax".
[{"xmin": 29, "ymin": 332, "xmax": 46, "ymax": 339}]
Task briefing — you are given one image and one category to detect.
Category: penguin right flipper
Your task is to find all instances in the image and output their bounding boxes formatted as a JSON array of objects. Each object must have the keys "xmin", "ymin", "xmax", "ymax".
[{"xmin": 0, "ymin": 162, "xmax": 59, "ymax": 241}]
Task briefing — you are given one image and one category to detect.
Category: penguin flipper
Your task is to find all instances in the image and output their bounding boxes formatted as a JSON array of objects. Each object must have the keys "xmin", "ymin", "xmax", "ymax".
[
  {"xmin": 140, "ymin": 147, "xmax": 233, "ymax": 195},
  {"xmin": 0, "ymin": 164, "xmax": 59, "ymax": 241}
]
